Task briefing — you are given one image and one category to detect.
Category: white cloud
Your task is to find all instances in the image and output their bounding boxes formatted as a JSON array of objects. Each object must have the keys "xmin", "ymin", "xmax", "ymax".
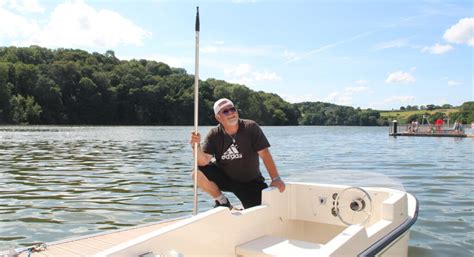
[
  {"xmin": 323, "ymin": 84, "xmax": 371, "ymax": 106},
  {"xmin": 385, "ymin": 70, "xmax": 416, "ymax": 83},
  {"xmin": 282, "ymin": 80, "xmax": 370, "ymax": 105},
  {"xmin": 224, "ymin": 64, "xmax": 252, "ymax": 77},
  {"xmin": 443, "ymin": 17, "xmax": 474, "ymax": 47},
  {"xmin": 224, "ymin": 64, "xmax": 281, "ymax": 86},
  {"xmin": 0, "ymin": 6, "xmax": 39, "ymax": 38},
  {"xmin": 421, "ymin": 43, "xmax": 453, "ymax": 54},
  {"xmin": 324, "ymin": 91, "xmax": 352, "ymax": 106},
  {"xmin": 440, "ymin": 77, "xmax": 463, "ymax": 87},
  {"xmin": 2, "ymin": 0, "xmax": 44, "ymax": 13},
  {"xmin": 1, "ymin": 0, "xmax": 150, "ymax": 49},
  {"xmin": 447, "ymin": 80, "xmax": 462, "ymax": 87},
  {"xmin": 254, "ymin": 71, "xmax": 280, "ymax": 81}
]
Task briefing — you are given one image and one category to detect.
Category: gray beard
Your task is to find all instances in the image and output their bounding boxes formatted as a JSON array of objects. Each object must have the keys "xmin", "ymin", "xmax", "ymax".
[{"xmin": 227, "ymin": 118, "xmax": 238, "ymax": 126}]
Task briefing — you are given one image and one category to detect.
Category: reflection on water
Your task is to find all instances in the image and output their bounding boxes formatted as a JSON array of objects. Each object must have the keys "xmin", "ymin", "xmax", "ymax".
[
  {"xmin": 0, "ymin": 126, "xmax": 473, "ymax": 257},
  {"xmin": 0, "ymin": 126, "xmax": 200, "ymax": 249}
]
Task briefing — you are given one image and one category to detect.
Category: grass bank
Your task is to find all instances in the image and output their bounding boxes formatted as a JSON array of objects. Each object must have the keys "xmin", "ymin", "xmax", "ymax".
[{"xmin": 380, "ymin": 109, "xmax": 460, "ymax": 123}]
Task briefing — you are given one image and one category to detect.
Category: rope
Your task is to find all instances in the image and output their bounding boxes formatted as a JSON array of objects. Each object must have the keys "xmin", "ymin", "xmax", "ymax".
[{"xmin": 13, "ymin": 243, "xmax": 47, "ymax": 257}]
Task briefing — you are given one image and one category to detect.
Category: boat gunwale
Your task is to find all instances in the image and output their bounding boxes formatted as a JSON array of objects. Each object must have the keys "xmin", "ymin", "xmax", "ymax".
[
  {"xmin": 357, "ymin": 193, "xmax": 419, "ymax": 257},
  {"xmin": 0, "ymin": 215, "xmax": 189, "ymax": 255}
]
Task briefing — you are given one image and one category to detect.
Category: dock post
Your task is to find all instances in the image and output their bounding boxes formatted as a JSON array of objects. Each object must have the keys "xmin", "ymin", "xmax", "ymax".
[{"xmin": 393, "ymin": 120, "xmax": 398, "ymax": 135}]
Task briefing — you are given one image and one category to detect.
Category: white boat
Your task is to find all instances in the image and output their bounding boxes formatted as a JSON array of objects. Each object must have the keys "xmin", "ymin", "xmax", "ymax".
[
  {"xmin": 89, "ymin": 182, "xmax": 418, "ymax": 257},
  {"xmin": 2, "ymin": 182, "xmax": 418, "ymax": 257}
]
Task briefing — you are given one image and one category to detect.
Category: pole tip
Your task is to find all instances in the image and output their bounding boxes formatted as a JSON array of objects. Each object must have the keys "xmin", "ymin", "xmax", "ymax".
[{"xmin": 195, "ymin": 6, "xmax": 200, "ymax": 32}]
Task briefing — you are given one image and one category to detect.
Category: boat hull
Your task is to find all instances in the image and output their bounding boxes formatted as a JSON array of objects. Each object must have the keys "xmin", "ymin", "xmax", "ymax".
[{"xmin": 2, "ymin": 182, "xmax": 418, "ymax": 257}]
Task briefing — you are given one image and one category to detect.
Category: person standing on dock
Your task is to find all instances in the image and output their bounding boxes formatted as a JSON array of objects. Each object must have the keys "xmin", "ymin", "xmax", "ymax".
[
  {"xmin": 453, "ymin": 120, "xmax": 465, "ymax": 134},
  {"xmin": 190, "ymin": 98, "xmax": 285, "ymax": 209},
  {"xmin": 414, "ymin": 120, "xmax": 419, "ymax": 132},
  {"xmin": 435, "ymin": 118, "xmax": 444, "ymax": 132}
]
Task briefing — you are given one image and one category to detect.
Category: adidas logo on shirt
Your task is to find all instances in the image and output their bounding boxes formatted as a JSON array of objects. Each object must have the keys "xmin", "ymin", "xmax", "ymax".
[{"xmin": 221, "ymin": 143, "xmax": 243, "ymax": 160}]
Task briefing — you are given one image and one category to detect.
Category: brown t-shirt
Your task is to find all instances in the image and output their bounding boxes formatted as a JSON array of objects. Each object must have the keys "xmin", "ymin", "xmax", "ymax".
[{"xmin": 202, "ymin": 119, "xmax": 270, "ymax": 182}]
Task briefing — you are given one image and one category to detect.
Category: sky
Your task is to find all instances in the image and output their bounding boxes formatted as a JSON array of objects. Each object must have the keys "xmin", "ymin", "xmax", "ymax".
[{"xmin": 0, "ymin": 0, "xmax": 472, "ymax": 110}]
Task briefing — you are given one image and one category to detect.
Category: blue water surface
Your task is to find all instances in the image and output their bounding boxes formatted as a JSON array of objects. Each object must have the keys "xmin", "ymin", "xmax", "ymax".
[{"xmin": 0, "ymin": 126, "xmax": 472, "ymax": 256}]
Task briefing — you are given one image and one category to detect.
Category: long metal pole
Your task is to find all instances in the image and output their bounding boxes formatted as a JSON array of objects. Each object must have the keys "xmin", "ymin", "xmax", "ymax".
[{"xmin": 193, "ymin": 6, "xmax": 200, "ymax": 216}]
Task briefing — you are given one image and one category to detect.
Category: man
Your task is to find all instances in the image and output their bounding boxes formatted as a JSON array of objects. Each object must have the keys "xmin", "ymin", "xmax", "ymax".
[{"xmin": 190, "ymin": 98, "xmax": 285, "ymax": 209}]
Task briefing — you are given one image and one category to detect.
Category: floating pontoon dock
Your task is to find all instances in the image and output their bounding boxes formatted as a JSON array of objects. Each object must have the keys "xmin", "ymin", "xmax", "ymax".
[
  {"xmin": 389, "ymin": 120, "xmax": 468, "ymax": 138},
  {"xmin": 390, "ymin": 132, "xmax": 467, "ymax": 138}
]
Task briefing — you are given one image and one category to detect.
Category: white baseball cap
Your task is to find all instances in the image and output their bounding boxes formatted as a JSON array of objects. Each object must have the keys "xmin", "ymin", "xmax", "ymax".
[{"xmin": 213, "ymin": 98, "xmax": 234, "ymax": 115}]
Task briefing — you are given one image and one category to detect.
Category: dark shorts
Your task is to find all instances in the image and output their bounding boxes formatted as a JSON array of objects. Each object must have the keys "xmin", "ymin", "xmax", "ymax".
[{"xmin": 199, "ymin": 165, "xmax": 268, "ymax": 209}]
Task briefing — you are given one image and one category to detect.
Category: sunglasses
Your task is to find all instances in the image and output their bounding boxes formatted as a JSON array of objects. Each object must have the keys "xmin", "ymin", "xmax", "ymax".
[{"xmin": 221, "ymin": 107, "xmax": 237, "ymax": 116}]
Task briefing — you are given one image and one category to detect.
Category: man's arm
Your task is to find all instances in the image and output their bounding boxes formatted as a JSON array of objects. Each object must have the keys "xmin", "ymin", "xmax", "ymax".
[
  {"xmin": 190, "ymin": 132, "xmax": 213, "ymax": 166},
  {"xmin": 258, "ymin": 148, "xmax": 286, "ymax": 192}
]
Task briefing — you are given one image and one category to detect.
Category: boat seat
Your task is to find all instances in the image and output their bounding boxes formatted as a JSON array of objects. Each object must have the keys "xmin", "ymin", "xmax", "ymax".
[{"xmin": 235, "ymin": 235, "xmax": 322, "ymax": 257}]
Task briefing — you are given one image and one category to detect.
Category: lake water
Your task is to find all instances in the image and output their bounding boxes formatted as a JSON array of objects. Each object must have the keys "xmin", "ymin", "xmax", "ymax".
[{"xmin": 0, "ymin": 126, "xmax": 473, "ymax": 256}]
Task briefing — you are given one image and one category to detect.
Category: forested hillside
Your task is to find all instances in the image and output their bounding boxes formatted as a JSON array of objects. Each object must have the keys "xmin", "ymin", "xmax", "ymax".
[
  {"xmin": 0, "ymin": 46, "xmax": 301, "ymax": 125},
  {"xmin": 295, "ymin": 102, "xmax": 386, "ymax": 126},
  {"xmin": 0, "ymin": 46, "xmax": 469, "ymax": 126}
]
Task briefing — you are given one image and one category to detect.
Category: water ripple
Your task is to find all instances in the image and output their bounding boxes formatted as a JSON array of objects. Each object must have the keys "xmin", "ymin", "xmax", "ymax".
[{"xmin": 0, "ymin": 126, "xmax": 473, "ymax": 256}]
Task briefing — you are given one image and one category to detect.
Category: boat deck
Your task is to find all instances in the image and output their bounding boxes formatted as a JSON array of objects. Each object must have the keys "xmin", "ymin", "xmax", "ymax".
[{"xmin": 7, "ymin": 218, "xmax": 182, "ymax": 257}]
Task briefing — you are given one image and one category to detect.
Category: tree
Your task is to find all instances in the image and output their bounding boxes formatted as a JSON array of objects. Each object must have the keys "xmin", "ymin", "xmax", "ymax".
[
  {"xmin": 76, "ymin": 77, "xmax": 103, "ymax": 124},
  {"xmin": 0, "ymin": 63, "xmax": 12, "ymax": 122},
  {"xmin": 13, "ymin": 63, "xmax": 39, "ymax": 96},
  {"xmin": 9, "ymin": 95, "xmax": 42, "ymax": 124},
  {"xmin": 406, "ymin": 113, "xmax": 424, "ymax": 123},
  {"xmin": 429, "ymin": 112, "xmax": 446, "ymax": 123},
  {"xmin": 460, "ymin": 101, "xmax": 474, "ymax": 111},
  {"xmin": 32, "ymin": 75, "xmax": 65, "ymax": 123},
  {"xmin": 0, "ymin": 46, "xmax": 19, "ymax": 62},
  {"xmin": 91, "ymin": 71, "xmax": 116, "ymax": 123},
  {"xmin": 145, "ymin": 61, "xmax": 172, "ymax": 77},
  {"xmin": 456, "ymin": 101, "xmax": 474, "ymax": 124},
  {"xmin": 49, "ymin": 61, "xmax": 81, "ymax": 122},
  {"xmin": 105, "ymin": 50, "xmax": 117, "ymax": 59},
  {"xmin": 0, "ymin": 45, "xmax": 435, "ymax": 126},
  {"xmin": 358, "ymin": 109, "xmax": 379, "ymax": 126}
]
